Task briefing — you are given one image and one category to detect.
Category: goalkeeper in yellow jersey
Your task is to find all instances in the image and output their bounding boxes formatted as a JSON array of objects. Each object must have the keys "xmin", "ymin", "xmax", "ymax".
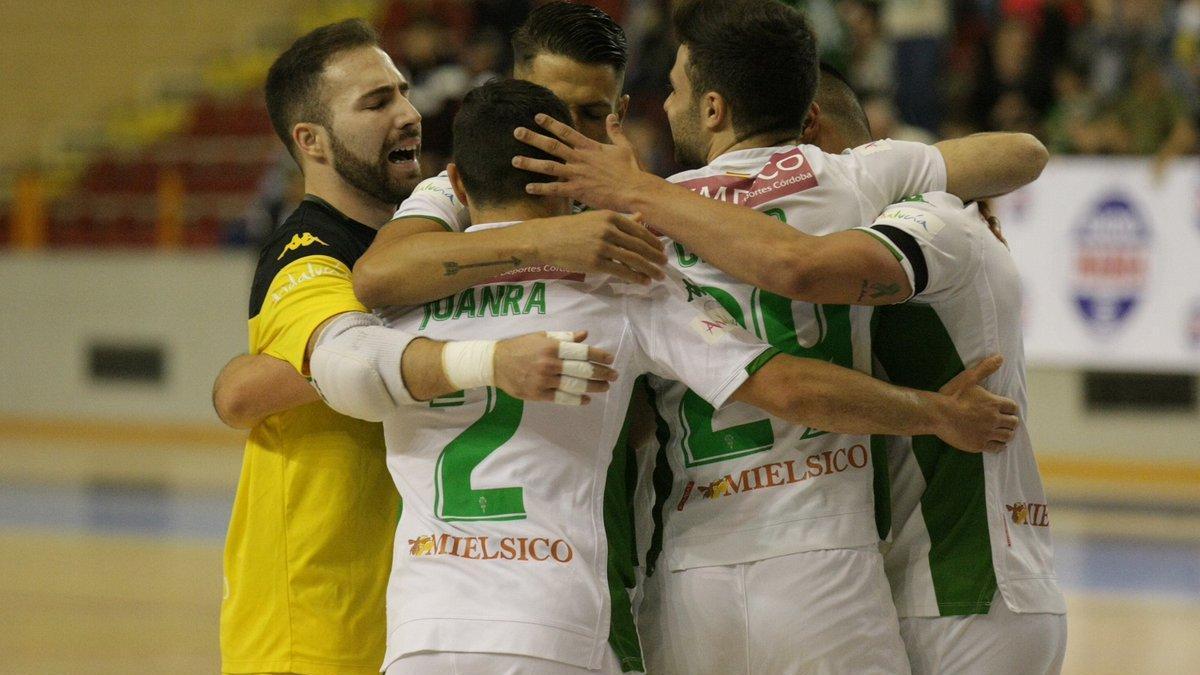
[{"xmin": 211, "ymin": 19, "xmax": 641, "ymax": 675}]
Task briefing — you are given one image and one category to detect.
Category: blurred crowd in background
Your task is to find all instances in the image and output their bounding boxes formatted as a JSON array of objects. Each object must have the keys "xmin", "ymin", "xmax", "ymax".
[
  {"xmin": 246, "ymin": 0, "xmax": 1200, "ymax": 242},
  {"xmin": 5, "ymin": 0, "xmax": 1199, "ymax": 249}
]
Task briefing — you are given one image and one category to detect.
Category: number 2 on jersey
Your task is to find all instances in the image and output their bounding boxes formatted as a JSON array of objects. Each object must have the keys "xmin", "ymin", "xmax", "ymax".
[
  {"xmin": 676, "ymin": 208, "xmax": 854, "ymax": 467},
  {"xmin": 435, "ymin": 388, "xmax": 526, "ymax": 521}
]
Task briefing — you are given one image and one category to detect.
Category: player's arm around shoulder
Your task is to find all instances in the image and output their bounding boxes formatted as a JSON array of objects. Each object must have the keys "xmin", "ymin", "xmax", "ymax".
[
  {"xmin": 212, "ymin": 353, "xmax": 319, "ymax": 429},
  {"xmin": 354, "ymin": 210, "xmax": 665, "ymax": 309},
  {"xmin": 731, "ymin": 353, "xmax": 1021, "ymax": 453},
  {"xmin": 935, "ymin": 132, "xmax": 1049, "ymax": 201},
  {"xmin": 771, "ymin": 227, "xmax": 914, "ymax": 305}
]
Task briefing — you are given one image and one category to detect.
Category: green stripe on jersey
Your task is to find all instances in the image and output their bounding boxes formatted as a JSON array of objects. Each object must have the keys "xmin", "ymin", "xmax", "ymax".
[
  {"xmin": 643, "ymin": 378, "xmax": 674, "ymax": 579},
  {"xmin": 604, "ymin": 384, "xmax": 645, "ymax": 672},
  {"xmin": 872, "ymin": 304, "xmax": 996, "ymax": 615}
]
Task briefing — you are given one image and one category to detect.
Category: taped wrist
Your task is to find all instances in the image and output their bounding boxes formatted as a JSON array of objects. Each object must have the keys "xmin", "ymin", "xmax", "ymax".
[
  {"xmin": 310, "ymin": 312, "xmax": 419, "ymax": 421},
  {"xmin": 441, "ymin": 340, "xmax": 497, "ymax": 391}
]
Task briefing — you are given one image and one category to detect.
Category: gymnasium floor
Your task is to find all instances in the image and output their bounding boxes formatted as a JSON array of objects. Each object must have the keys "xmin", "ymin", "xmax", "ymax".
[{"xmin": 2, "ymin": 426, "xmax": 1198, "ymax": 674}]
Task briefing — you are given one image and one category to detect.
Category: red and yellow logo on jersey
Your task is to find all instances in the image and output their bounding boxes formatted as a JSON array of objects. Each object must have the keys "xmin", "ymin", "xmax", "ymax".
[{"xmin": 277, "ymin": 232, "xmax": 328, "ymax": 259}]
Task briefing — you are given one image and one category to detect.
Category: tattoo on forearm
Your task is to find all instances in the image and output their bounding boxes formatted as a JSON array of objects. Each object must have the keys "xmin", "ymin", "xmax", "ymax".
[
  {"xmin": 858, "ymin": 279, "xmax": 902, "ymax": 301},
  {"xmin": 442, "ymin": 256, "xmax": 522, "ymax": 276}
]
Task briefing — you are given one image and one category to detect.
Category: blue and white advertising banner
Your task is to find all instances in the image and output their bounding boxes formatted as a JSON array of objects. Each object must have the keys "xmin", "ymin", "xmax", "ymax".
[{"xmin": 995, "ymin": 158, "xmax": 1200, "ymax": 372}]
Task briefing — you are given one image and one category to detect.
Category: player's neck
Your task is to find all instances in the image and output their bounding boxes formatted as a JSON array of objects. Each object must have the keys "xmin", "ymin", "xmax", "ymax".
[
  {"xmin": 303, "ymin": 171, "xmax": 395, "ymax": 229},
  {"xmin": 468, "ymin": 197, "xmax": 570, "ymax": 226},
  {"xmin": 707, "ymin": 129, "xmax": 800, "ymax": 164}
]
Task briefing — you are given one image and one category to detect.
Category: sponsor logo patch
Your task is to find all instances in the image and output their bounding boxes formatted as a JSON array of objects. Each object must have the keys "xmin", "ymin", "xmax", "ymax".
[
  {"xmin": 1072, "ymin": 194, "xmax": 1151, "ymax": 336},
  {"xmin": 676, "ymin": 444, "xmax": 869, "ymax": 511},
  {"xmin": 269, "ymin": 261, "xmax": 350, "ymax": 304},
  {"xmin": 407, "ymin": 532, "xmax": 574, "ymax": 563},
  {"xmin": 675, "ymin": 148, "xmax": 819, "ymax": 208},
  {"xmin": 1005, "ymin": 501, "xmax": 1050, "ymax": 527},
  {"xmin": 484, "ymin": 264, "xmax": 585, "ymax": 283}
]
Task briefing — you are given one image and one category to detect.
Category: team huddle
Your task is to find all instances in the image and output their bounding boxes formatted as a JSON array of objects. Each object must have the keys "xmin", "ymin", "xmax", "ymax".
[{"xmin": 212, "ymin": 2, "xmax": 1067, "ymax": 674}]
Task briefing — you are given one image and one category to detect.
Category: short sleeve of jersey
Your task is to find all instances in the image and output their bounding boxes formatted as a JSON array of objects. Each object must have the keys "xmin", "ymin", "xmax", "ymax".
[
  {"xmin": 844, "ymin": 139, "xmax": 947, "ymax": 216},
  {"xmin": 625, "ymin": 274, "xmax": 779, "ymax": 409},
  {"xmin": 854, "ymin": 192, "xmax": 981, "ymax": 304},
  {"xmin": 248, "ymin": 226, "xmax": 369, "ymax": 375},
  {"xmin": 391, "ymin": 171, "xmax": 470, "ymax": 232}
]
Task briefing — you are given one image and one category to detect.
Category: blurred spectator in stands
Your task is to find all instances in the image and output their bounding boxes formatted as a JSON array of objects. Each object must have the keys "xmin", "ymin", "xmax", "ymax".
[
  {"xmin": 883, "ymin": 0, "xmax": 951, "ymax": 134},
  {"xmin": 1043, "ymin": 62, "xmax": 1098, "ymax": 154},
  {"xmin": 839, "ymin": 0, "xmax": 892, "ymax": 97},
  {"xmin": 407, "ymin": 27, "xmax": 504, "ymax": 119}
]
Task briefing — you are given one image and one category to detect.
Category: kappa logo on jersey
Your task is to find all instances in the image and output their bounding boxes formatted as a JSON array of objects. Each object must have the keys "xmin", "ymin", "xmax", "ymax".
[
  {"xmin": 1072, "ymin": 195, "xmax": 1151, "ymax": 335},
  {"xmin": 676, "ymin": 148, "xmax": 818, "ymax": 209},
  {"xmin": 276, "ymin": 232, "xmax": 328, "ymax": 259},
  {"xmin": 407, "ymin": 532, "xmax": 574, "ymax": 563},
  {"xmin": 1006, "ymin": 501, "xmax": 1050, "ymax": 527},
  {"xmin": 679, "ymin": 445, "xmax": 869, "ymax": 510}
]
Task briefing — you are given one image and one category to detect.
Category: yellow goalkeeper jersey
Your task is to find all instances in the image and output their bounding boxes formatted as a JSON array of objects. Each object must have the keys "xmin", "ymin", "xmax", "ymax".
[{"xmin": 221, "ymin": 195, "xmax": 399, "ymax": 675}]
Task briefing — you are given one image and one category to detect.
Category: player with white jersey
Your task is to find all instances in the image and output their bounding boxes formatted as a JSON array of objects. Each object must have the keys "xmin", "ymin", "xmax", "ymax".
[
  {"xmin": 510, "ymin": 2, "xmax": 1052, "ymax": 672},
  {"xmin": 860, "ymin": 193, "xmax": 1067, "ymax": 674},
  {"xmin": 513, "ymin": 28, "xmax": 1060, "ymax": 667},
  {"xmin": 311, "ymin": 80, "xmax": 1023, "ymax": 675},
  {"xmin": 354, "ymin": 1, "xmax": 666, "ymax": 310}
]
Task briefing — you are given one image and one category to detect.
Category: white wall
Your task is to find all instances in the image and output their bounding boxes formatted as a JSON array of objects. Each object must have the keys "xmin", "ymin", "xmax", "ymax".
[
  {"xmin": 0, "ymin": 252, "xmax": 255, "ymax": 425},
  {"xmin": 0, "ymin": 252, "xmax": 1195, "ymax": 462}
]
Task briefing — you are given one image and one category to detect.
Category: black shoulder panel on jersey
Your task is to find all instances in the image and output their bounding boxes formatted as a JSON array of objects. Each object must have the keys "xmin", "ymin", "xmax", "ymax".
[
  {"xmin": 871, "ymin": 224, "xmax": 928, "ymax": 297},
  {"xmin": 247, "ymin": 199, "xmax": 377, "ymax": 318}
]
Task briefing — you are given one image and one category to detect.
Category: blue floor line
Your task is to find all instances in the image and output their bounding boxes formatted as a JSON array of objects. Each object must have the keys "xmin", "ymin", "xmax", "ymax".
[{"xmin": 2, "ymin": 480, "xmax": 1198, "ymax": 598}]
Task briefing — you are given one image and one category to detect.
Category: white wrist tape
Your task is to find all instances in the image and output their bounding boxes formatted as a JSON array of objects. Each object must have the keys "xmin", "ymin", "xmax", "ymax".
[
  {"xmin": 442, "ymin": 340, "xmax": 497, "ymax": 391},
  {"xmin": 311, "ymin": 312, "xmax": 419, "ymax": 421}
]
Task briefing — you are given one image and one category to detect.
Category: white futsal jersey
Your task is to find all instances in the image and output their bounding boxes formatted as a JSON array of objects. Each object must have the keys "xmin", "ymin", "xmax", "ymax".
[
  {"xmin": 647, "ymin": 141, "xmax": 948, "ymax": 571},
  {"xmin": 372, "ymin": 221, "xmax": 777, "ymax": 671},
  {"xmin": 857, "ymin": 192, "xmax": 1067, "ymax": 617}
]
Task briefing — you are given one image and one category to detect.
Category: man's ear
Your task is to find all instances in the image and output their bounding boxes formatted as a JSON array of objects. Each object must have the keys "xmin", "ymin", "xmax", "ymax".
[
  {"xmin": 800, "ymin": 102, "xmax": 821, "ymax": 145},
  {"xmin": 446, "ymin": 163, "xmax": 471, "ymax": 208},
  {"xmin": 293, "ymin": 122, "xmax": 328, "ymax": 164},
  {"xmin": 703, "ymin": 91, "xmax": 727, "ymax": 133},
  {"xmin": 617, "ymin": 94, "xmax": 631, "ymax": 122}
]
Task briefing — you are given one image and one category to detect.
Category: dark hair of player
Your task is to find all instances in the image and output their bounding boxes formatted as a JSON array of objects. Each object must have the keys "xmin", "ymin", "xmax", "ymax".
[
  {"xmin": 451, "ymin": 79, "xmax": 573, "ymax": 206},
  {"xmin": 265, "ymin": 18, "xmax": 380, "ymax": 160},
  {"xmin": 511, "ymin": 1, "xmax": 629, "ymax": 73},
  {"xmin": 673, "ymin": 0, "xmax": 818, "ymax": 140},
  {"xmin": 815, "ymin": 62, "xmax": 873, "ymax": 146}
]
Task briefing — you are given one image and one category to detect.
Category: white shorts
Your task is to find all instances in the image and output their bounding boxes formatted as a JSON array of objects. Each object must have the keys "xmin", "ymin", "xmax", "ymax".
[
  {"xmin": 898, "ymin": 594, "xmax": 1067, "ymax": 675},
  {"xmin": 384, "ymin": 648, "xmax": 631, "ymax": 675},
  {"xmin": 639, "ymin": 545, "xmax": 910, "ymax": 675}
]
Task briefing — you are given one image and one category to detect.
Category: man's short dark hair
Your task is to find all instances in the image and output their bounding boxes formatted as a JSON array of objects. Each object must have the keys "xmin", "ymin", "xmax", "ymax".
[
  {"xmin": 816, "ymin": 62, "xmax": 872, "ymax": 146},
  {"xmin": 673, "ymin": 0, "xmax": 817, "ymax": 139},
  {"xmin": 512, "ymin": 1, "xmax": 628, "ymax": 73},
  {"xmin": 452, "ymin": 79, "xmax": 572, "ymax": 206},
  {"xmin": 265, "ymin": 18, "xmax": 380, "ymax": 159}
]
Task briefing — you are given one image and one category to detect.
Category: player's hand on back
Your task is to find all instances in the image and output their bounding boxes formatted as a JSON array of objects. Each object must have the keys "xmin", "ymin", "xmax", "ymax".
[
  {"xmin": 933, "ymin": 355, "xmax": 1021, "ymax": 453},
  {"xmin": 493, "ymin": 331, "xmax": 618, "ymax": 406},
  {"xmin": 513, "ymin": 113, "xmax": 651, "ymax": 213},
  {"xmin": 519, "ymin": 210, "xmax": 666, "ymax": 285}
]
